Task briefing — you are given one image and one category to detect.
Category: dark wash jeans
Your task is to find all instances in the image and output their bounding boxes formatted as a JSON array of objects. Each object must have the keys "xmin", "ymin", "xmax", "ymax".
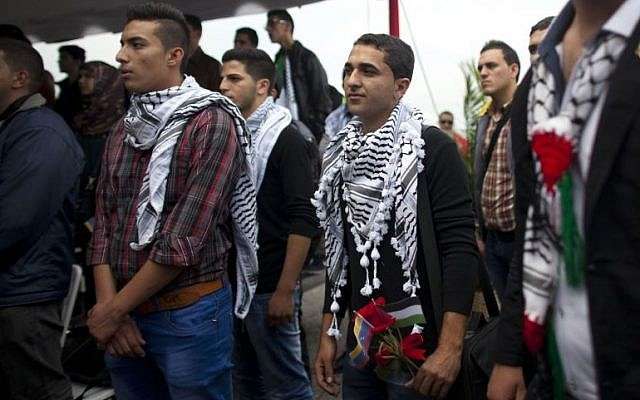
[
  {"xmin": 484, "ymin": 229, "xmax": 515, "ymax": 302},
  {"xmin": 105, "ymin": 285, "xmax": 233, "ymax": 400},
  {"xmin": 233, "ymin": 288, "xmax": 313, "ymax": 400},
  {"xmin": 0, "ymin": 301, "xmax": 72, "ymax": 400}
]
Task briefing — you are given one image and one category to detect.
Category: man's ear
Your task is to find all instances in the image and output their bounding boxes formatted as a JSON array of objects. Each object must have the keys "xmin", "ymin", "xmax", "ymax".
[
  {"xmin": 11, "ymin": 70, "xmax": 29, "ymax": 90},
  {"xmin": 394, "ymin": 77, "xmax": 411, "ymax": 101},
  {"xmin": 510, "ymin": 63, "xmax": 519, "ymax": 81},
  {"xmin": 256, "ymin": 78, "xmax": 271, "ymax": 96},
  {"xmin": 167, "ymin": 47, "xmax": 185, "ymax": 68}
]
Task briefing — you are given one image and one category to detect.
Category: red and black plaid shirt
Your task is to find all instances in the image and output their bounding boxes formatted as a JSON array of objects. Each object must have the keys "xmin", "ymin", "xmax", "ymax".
[
  {"xmin": 481, "ymin": 108, "xmax": 516, "ymax": 232},
  {"xmin": 88, "ymin": 106, "xmax": 244, "ymax": 292}
]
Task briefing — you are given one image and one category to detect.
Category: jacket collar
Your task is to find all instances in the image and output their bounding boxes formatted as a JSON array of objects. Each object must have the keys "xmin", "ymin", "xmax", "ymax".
[{"xmin": 0, "ymin": 93, "xmax": 46, "ymax": 130}]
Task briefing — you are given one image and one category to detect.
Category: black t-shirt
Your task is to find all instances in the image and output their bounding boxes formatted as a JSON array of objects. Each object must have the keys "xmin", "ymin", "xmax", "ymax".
[
  {"xmin": 256, "ymin": 125, "xmax": 319, "ymax": 293},
  {"xmin": 322, "ymin": 127, "xmax": 479, "ymax": 353}
]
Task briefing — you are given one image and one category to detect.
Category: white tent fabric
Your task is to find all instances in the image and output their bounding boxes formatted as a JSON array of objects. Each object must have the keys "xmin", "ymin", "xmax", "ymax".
[{"xmin": 6, "ymin": 0, "xmax": 323, "ymax": 43}]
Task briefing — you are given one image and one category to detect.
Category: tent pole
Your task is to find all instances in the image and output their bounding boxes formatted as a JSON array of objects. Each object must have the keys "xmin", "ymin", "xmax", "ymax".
[{"xmin": 389, "ymin": 0, "xmax": 399, "ymax": 37}]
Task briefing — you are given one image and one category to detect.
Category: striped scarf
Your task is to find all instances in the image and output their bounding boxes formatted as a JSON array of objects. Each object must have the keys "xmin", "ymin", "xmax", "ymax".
[
  {"xmin": 124, "ymin": 76, "xmax": 259, "ymax": 318},
  {"xmin": 312, "ymin": 102, "xmax": 426, "ymax": 337},
  {"xmin": 523, "ymin": 32, "xmax": 627, "ymax": 353}
]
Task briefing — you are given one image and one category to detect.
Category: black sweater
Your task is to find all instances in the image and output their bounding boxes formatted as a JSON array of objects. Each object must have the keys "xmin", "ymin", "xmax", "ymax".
[
  {"xmin": 323, "ymin": 127, "xmax": 479, "ymax": 352},
  {"xmin": 256, "ymin": 125, "xmax": 319, "ymax": 294}
]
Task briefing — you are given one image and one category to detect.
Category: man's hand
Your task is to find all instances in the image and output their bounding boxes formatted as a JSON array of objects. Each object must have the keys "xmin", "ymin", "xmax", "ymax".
[
  {"xmin": 267, "ymin": 289, "xmax": 294, "ymax": 326},
  {"xmin": 314, "ymin": 334, "xmax": 340, "ymax": 396},
  {"xmin": 409, "ymin": 344, "xmax": 462, "ymax": 398},
  {"xmin": 87, "ymin": 300, "xmax": 126, "ymax": 344},
  {"xmin": 105, "ymin": 317, "xmax": 146, "ymax": 358},
  {"xmin": 477, "ymin": 237, "xmax": 486, "ymax": 258},
  {"xmin": 487, "ymin": 364, "xmax": 526, "ymax": 400}
]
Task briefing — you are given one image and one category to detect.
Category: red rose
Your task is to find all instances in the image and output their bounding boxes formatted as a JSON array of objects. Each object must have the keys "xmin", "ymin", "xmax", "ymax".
[
  {"xmin": 531, "ymin": 131, "xmax": 573, "ymax": 193},
  {"xmin": 401, "ymin": 333, "xmax": 426, "ymax": 362},
  {"xmin": 356, "ymin": 297, "xmax": 396, "ymax": 334},
  {"xmin": 374, "ymin": 343, "xmax": 394, "ymax": 367}
]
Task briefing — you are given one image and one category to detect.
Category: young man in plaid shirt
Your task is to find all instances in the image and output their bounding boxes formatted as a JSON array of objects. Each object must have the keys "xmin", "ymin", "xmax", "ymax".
[
  {"xmin": 86, "ymin": 3, "xmax": 258, "ymax": 399},
  {"xmin": 473, "ymin": 40, "xmax": 520, "ymax": 301}
]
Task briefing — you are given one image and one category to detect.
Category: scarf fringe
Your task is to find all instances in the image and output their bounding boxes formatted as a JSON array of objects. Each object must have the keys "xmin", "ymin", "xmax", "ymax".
[{"xmin": 315, "ymin": 103, "xmax": 426, "ymax": 337}]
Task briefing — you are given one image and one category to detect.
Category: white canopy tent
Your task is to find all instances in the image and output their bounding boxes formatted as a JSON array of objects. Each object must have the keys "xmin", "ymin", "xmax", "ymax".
[{"xmin": 6, "ymin": 0, "xmax": 325, "ymax": 43}]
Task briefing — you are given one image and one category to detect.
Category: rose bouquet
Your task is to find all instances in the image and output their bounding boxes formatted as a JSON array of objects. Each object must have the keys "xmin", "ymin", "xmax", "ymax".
[{"xmin": 350, "ymin": 296, "xmax": 427, "ymax": 384}]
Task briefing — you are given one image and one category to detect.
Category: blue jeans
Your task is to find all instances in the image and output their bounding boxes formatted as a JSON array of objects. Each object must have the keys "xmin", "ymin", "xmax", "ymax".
[
  {"xmin": 105, "ymin": 285, "xmax": 233, "ymax": 400},
  {"xmin": 342, "ymin": 358, "xmax": 430, "ymax": 400},
  {"xmin": 233, "ymin": 289, "xmax": 313, "ymax": 400},
  {"xmin": 485, "ymin": 229, "xmax": 514, "ymax": 302}
]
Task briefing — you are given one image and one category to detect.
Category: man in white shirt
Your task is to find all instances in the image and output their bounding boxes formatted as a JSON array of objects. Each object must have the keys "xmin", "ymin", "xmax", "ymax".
[{"xmin": 488, "ymin": 1, "xmax": 640, "ymax": 399}]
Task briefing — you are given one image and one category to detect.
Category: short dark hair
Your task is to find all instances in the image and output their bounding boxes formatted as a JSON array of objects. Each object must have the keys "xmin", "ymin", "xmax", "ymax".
[
  {"xmin": 353, "ymin": 33, "xmax": 414, "ymax": 80},
  {"xmin": 267, "ymin": 9, "xmax": 294, "ymax": 33},
  {"xmin": 480, "ymin": 40, "xmax": 521, "ymax": 81},
  {"xmin": 236, "ymin": 27, "xmax": 259, "ymax": 47},
  {"xmin": 222, "ymin": 48, "xmax": 275, "ymax": 89},
  {"xmin": 126, "ymin": 2, "xmax": 190, "ymax": 63},
  {"xmin": 530, "ymin": 16, "xmax": 554, "ymax": 36},
  {"xmin": 0, "ymin": 39, "xmax": 44, "ymax": 92},
  {"xmin": 439, "ymin": 111, "xmax": 453, "ymax": 118},
  {"xmin": 0, "ymin": 24, "xmax": 31, "ymax": 44},
  {"xmin": 184, "ymin": 14, "xmax": 202, "ymax": 32},
  {"xmin": 59, "ymin": 45, "xmax": 86, "ymax": 63}
]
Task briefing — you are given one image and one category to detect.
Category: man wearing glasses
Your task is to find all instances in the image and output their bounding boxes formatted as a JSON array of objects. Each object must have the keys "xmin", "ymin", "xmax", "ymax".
[
  {"xmin": 438, "ymin": 110, "xmax": 469, "ymax": 158},
  {"xmin": 265, "ymin": 9, "xmax": 332, "ymax": 143}
]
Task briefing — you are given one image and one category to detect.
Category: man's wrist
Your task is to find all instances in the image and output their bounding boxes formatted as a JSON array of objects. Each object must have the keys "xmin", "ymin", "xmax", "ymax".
[
  {"xmin": 96, "ymin": 292, "xmax": 116, "ymax": 304},
  {"xmin": 320, "ymin": 331, "xmax": 337, "ymax": 344},
  {"xmin": 437, "ymin": 340, "xmax": 463, "ymax": 355},
  {"xmin": 275, "ymin": 280, "xmax": 297, "ymax": 295},
  {"xmin": 109, "ymin": 294, "xmax": 130, "ymax": 320}
]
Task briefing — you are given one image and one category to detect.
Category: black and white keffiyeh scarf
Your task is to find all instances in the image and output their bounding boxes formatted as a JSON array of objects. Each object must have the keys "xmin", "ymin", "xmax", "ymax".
[
  {"xmin": 312, "ymin": 102, "xmax": 426, "ymax": 337},
  {"xmin": 522, "ymin": 31, "xmax": 627, "ymax": 352},
  {"xmin": 124, "ymin": 76, "xmax": 259, "ymax": 318},
  {"xmin": 245, "ymin": 97, "xmax": 292, "ymax": 191}
]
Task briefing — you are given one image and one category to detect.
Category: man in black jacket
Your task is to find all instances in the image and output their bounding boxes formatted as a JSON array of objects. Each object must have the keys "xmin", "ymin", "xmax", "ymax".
[
  {"xmin": 488, "ymin": 1, "xmax": 640, "ymax": 399},
  {"xmin": 0, "ymin": 39, "xmax": 83, "ymax": 400},
  {"xmin": 266, "ymin": 9, "xmax": 332, "ymax": 142},
  {"xmin": 184, "ymin": 14, "xmax": 222, "ymax": 91},
  {"xmin": 220, "ymin": 48, "xmax": 317, "ymax": 400}
]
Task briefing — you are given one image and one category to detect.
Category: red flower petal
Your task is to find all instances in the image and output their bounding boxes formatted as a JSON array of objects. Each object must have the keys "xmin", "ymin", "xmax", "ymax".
[
  {"xmin": 401, "ymin": 333, "xmax": 426, "ymax": 362},
  {"xmin": 531, "ymin": 131, "xmax": 573, "ymax": 193},
  {"xmin": 523, "ymin": 315, "xmax": 545, "ymax": 354},
  {"xmin": 356, "ymin": 297, "xmax": 396, "ymax": 335}
]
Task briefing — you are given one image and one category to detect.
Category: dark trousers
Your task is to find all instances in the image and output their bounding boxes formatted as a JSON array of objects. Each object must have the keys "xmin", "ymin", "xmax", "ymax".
[
  {"xmin": 485, "ymin": 229, "xmax": 514, "ymax": 302},
  {"xmin": 0, "ymin": 301, "xmax": 71, "ymax": 400},
  {"xmin": 342, "ymin": 358, "xmax": 430, "ymax": 400}
]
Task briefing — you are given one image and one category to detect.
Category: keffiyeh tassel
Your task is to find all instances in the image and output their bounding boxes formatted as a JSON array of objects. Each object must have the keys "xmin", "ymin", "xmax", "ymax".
[{"xmin": 314, "ymin": 102, "xmax": 427, "ymax": 338}]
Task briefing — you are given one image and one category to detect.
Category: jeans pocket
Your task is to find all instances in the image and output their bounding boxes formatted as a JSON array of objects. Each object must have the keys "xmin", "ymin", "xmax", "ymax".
[{"xmin": 163, "ymin": 292, "xmax": 223, "ymax": 337}]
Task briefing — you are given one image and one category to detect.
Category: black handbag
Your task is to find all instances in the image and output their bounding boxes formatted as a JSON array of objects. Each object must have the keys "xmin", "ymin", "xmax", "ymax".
[{"xmin": 416, "ymin": 126, "xmax": 500, "ymax": 399}]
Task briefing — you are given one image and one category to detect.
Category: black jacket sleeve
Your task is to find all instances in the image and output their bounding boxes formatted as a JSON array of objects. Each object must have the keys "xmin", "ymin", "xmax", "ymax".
[
  {"xmin": 423, "ymin": 127, "xmax": 480, "ymax": 315},
  {"xmin": 301, "ymin": 50, "xmax": 332, "ymax": 138}
]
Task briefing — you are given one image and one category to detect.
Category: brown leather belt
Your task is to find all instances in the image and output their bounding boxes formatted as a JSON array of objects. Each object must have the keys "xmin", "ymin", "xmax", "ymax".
[{"xmin": 136, "ymin": 278, "xmax": 224, "ymax": 315}]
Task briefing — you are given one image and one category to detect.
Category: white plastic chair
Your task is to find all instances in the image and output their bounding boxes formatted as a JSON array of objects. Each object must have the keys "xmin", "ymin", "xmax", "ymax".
[{"xmin": 60, "ymin": 264, "xmax": 83, "ymax": 347}]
